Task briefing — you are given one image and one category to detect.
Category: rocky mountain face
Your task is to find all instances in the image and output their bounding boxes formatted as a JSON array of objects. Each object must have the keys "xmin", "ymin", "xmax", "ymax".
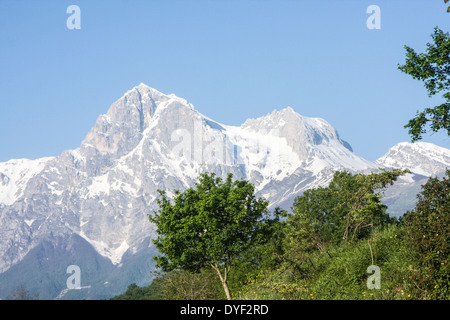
[
  {"xmin": 375, "ymin": 142, "xmax": 450, "ymax": 216},
  {"xmin": 0, "ymin": 83, "xmax": 448, "ymax": 299},
  {"xmin": 376, "ymin": 142, "xmax": 450, "ymax": 176}
]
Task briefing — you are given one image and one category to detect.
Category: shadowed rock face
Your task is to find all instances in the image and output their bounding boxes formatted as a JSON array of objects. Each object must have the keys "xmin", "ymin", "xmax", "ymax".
[{"xmin": 0, "ymin": 83, "xmax": 447, "ymax": 299}]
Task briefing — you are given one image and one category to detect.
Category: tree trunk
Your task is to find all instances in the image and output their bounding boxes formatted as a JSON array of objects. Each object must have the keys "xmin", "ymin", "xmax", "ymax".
[
  {"xmin": 211, "ymin": 264, "xmax": 232, "ymax": 300},
  {"xmin": 368, "ymin": 239, "xmax": 374, "ymax": 265},
  {"xmin": 221, "ymin": 279, "xmax": 231, "ymax": 300}
]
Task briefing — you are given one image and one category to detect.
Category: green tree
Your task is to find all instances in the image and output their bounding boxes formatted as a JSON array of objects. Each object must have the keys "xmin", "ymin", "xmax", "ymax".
[
  {"xmin": 398, "ymin": 27, "xmax": 450, "ymax": 142},
  {"xmin": 149, "ymin": 172, "xmax": 274, "ymax": 300},
  {"xmin": 290, "ymin": 170, "xmax": 407, "ymax": 243},
  {"xmin": 334, "ymin": 169, "xmax": 408, "ymax": 243},
  {"xmin": 285, "ymin": 186, "xmax": 336, "ymax": 277},
  {"xmin": 286, "ymin": 169, "xmax": 407, "ymax": 273},
  {"xmin": 404, "ymin": 170, "xmax": 450, "ymax": 299}
]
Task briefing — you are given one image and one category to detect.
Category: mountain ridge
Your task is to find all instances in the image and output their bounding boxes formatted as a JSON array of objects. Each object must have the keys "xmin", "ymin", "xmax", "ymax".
[{"xmin": 376, "ymin": 141, "xmax": 450, "ymax": 176}]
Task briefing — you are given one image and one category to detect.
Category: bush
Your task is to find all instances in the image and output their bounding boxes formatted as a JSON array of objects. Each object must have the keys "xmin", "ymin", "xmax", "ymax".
[{"xmin": 404, "ymin": 171, "xmax": 450, "ymax": 299}]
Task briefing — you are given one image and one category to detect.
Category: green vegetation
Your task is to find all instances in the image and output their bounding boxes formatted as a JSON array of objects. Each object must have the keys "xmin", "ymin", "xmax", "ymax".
[
  {"xmin": 403, "ymin": 170, "xmax": 450, "ymax": 299},
  {"xmin": 398, "ymin": 27, "xmax": 450, "ymax": 142},
  {"xmin": 148, "ymin": 173, "xmax": 278, "ymax": 300},
  {"xmin": 112, "ymin": 169, "xmax": 449, "ymax": 300}
]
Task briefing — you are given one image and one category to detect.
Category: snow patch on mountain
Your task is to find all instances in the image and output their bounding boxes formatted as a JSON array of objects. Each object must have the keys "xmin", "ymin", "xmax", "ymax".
[{"xmin": 0, "ymin": 157, "xmax": 55, "ymax": 206}]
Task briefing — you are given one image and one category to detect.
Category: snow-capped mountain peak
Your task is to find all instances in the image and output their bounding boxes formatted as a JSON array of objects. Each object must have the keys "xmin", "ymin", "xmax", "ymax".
[{"xmin": 376, "ymin": 141, "xmax": 450, "ymax": 176}]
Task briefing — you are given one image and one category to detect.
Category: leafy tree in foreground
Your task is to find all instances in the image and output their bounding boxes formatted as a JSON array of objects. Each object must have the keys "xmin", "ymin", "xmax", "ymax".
[
  {"xmin": 149, "ymin": 173, "xmax": 275, "ymax": 300},
  {"xmin": 404, "ymin": 170, "xmax": 450, "ymax": 299},
  {"xmin": 398, "ymin": 27, "xmax": 450, "ymax": 142}
]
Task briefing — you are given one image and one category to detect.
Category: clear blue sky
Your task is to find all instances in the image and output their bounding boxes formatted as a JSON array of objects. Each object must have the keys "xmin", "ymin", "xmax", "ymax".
[{"xmin": 0, "ymin": 0, "xmax": 449, "ymax": 162}]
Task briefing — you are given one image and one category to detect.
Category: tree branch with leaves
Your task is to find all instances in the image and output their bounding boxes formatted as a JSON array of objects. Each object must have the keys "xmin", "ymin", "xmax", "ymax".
[{"xmin": 398, "ymin": 27, "xmax": 450, "ymax": 141}]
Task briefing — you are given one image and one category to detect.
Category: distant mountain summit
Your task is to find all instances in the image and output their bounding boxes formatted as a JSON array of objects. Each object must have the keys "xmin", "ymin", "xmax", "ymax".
[
  {"xmin": 0, "ymin": 83, "xmax": 448, "ymax": 299},
  {"xmin": 376, "ymin": 142, "xmax": 450, "ymax": 176},
  {"xmin": 374, "ymin": 142, "xmax": 450, "ymax": 217}
]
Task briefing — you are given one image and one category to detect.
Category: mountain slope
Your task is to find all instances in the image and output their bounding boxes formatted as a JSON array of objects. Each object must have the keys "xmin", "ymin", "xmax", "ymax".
[
  {"xmin": 375, "ymin": 142, "xmax": 450, "ymax": 216},
  {"xmin": 0, "ymin": 157, "xmax": 55, "ymax": 206}
]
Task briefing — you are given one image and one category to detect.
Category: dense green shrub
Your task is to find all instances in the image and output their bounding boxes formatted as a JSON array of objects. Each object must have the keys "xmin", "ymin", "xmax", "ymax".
[{"xmin": 403, "ymin": 171, "xmax": 450, "ymax": 299}]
